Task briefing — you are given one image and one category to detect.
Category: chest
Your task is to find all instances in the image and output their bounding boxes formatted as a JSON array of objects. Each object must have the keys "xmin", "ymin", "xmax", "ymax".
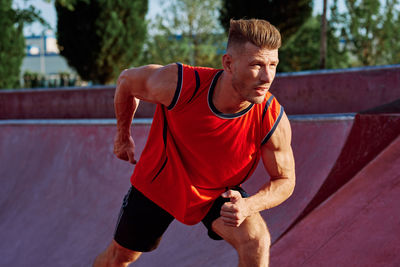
[{"xmin": 166, "ymin": 98, "xmax": 263, "ymax": 159}]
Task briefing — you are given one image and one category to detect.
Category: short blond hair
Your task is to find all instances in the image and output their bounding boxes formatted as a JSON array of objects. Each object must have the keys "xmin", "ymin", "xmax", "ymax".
[{"xmin": 227, "ymin": 19, "xmax": 281, "ymax": 50}]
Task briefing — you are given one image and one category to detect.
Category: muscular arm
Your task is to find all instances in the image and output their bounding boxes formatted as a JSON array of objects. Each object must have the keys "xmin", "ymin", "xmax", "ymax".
[
  {"xmin": 113, "ymin": 64, "xmax": 178, "ymax": 163},
  {"xmin": 247, "ymin": 112, "xmax": 295, "ymax": 212},
  {"xmin": 220, "ymin": 112, "xmax": 295, "ymax": 226}
]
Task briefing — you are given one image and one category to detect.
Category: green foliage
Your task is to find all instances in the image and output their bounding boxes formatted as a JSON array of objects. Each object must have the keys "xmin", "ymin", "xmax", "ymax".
[
  {"xmin": 219, "ymin": 0, "xmax": 312, "ymax": 41},
  {"xmin": 336, "ymin": 0, "xmax": 400, "ymax": 66},
  {"xmin": 279, "ymin": 0, "xmax": 400, "ymax": 71},
  {"xmin": 0, "ymin": 1, "xmax": 23, "ymax": 89},
  {"xmin": 140, "ymin": 0, "xmax": 226, "ymax": 68},
  {"xmin": 22, "ymin": 70, "xmax": 77, "ymax": 88},
  {"xmin": 56, "ymin": 0, "xmax": 148, "ymax": 84},
  {"xmin": 279, "ymin": 16, "xmax": 349, "ymax": 72},
  {"xmin": 22, "ymin": 71, "xmax": 45, "ymax": 88},
  {"xmin": 379, "ymin": 0, "xmax": 400, "ymax": 64},
  {"xmin": 0, "ymin": 0, "xmax": 46, "ymax": 89}
]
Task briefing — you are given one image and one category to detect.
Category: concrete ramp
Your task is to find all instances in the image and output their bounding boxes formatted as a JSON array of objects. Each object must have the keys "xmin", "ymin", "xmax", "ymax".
[
  {"xmin": 0, "ymin": 116, "xmax": 351, "ymax": 266},
  {"xmin": 0, "ymin": 114, "xmax": 398, "ymax": 266},
  {"xmin": 271, "ymin": 135, "xmax": 400, "ymax": 267},
  {"xmin": 246, "ymin": 116, "xmax": 354, "ymax": 243},
  {"xmin": 0, "ymin": 122, "xmax": 143, "ymax": 266}
]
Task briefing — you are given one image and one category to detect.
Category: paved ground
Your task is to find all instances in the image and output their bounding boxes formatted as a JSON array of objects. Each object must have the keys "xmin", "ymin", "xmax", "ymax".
[{"xmin": 0, "ymin": 113, "xmax": 399, "ymax": 266}]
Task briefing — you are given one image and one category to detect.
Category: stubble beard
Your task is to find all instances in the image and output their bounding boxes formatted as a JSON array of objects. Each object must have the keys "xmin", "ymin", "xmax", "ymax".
[{"xmin": 232, "ymin": 78, "xmax": 266, "ymax": 105}]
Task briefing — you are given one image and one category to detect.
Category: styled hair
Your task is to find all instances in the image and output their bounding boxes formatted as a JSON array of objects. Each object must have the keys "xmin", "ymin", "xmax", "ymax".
[{"xmin": 227, "ymin": 19, "xmax": 281, "ymax": 50}]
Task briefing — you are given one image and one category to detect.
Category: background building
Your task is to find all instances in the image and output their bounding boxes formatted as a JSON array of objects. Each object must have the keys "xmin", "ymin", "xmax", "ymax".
[
  {"xmin": 21, "ymin": 31, "xmax": 81, "ymax": 88},
  {"xmin": 23, "ymin": 31, "xmax": 72, "ymax": 75}
]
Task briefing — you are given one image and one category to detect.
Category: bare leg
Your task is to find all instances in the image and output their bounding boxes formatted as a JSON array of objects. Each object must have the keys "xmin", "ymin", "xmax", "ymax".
[
  {"xmin": 212, "ymin": 213, "xmax": 271, "ymax": 267},
  {"xmin": 93, "ymin": 240, "xmax": 142, "ymax": 267}
]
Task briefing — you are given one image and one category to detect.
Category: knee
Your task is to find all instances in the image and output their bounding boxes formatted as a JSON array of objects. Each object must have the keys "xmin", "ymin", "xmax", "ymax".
[
  {"xmin": 94, "ymin": 240, "xmax": 141, "ymax": 267},
  {"xmin": 241, "ymin": 232, "xmax": 270, "ymax": 254},
  {"xmin": 237, "ymin": 223, "xmax": 271, "ymax": 255},
  {"xmin": 112, "ymin": 241, "xmax": 142, "ymax": 263}
]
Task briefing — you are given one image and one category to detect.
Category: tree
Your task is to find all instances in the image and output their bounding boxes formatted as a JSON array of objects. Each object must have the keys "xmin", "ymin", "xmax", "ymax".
[
  {"xmin": 376, "ymin": 0, "xmax": 400, "ymax": 65},
  {"xmin": 320, "ymin": 0, "xmax": 328, "ymax": 69},
  {"xmin": 337, "ymin": 0, "xmax": 400, "ymax": 66},
  {"xmin": 140, "ymin": 0, "xmax": 226, "ymax": 68},
  {"xmin": 278, "ymin": 15, "xmax": 349, "ymax": 72},
  {"xmin": 219, "ymin": 0, "xmax": 312, "ymax": 41},
  {"xmin": 0, "ymin": 1, "xmax": 46, "ymax": 89},
  {"xmin": 56, "ymin": 0, "xmax": 148, "ymax": 84}
]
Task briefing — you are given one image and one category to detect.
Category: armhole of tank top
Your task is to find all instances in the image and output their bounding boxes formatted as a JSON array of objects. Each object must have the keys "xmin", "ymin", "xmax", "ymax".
[
  {"xmin": 262, "ymin": 95, "xmax": 275, "ymax": 121},
  {"xmin": 187, "ymin": 70, "xmax": 200, "ymax": 104},
  {"xmin": 261, "ymin": 104, "xmax": 284, "ymax": 146},
  {"xmin": 167, "ymin": 62, "xmax": 183, "ymax": 110}
]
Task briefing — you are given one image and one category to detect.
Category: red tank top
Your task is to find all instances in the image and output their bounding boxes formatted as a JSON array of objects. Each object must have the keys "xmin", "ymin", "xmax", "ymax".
[{"xmin": 131, "ymin": 63, "xmax": 283, "ymax": 225}]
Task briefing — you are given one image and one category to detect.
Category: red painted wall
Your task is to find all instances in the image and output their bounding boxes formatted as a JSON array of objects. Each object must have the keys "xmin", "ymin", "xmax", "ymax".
[
  {"xmin": 270, "ymin": 65, "xmax": 400, "ymax": 114},
  {"xmin": 1, "ymin": 65, "xmax": 399, "ymax": 119},
  {"xmin": 0, "ymin": 86, "xmax": 155, "ymax": 119}
]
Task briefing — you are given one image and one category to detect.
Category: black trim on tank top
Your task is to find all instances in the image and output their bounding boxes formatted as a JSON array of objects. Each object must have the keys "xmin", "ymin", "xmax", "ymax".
[
  {"xmin": 152, "ymin": 107, "xmax": 169, "ymax": 183},
  {"xmin": 167, "ymin": 63, "xmax": 183, "ymax": 110},
  {"xmin": 262, "ymin": 95, "xmax": 275, "ymax": 121},
  {"xmin": 188, "ymin": 70, "xmax": 201, "ymax": 103},
  {"xmin": 151, "ymin": 158, "xmax": 168, "ymax": 182},
  {"xmin": 237, "ymin": 156, "xmax": 259, "ymax": 185},
  {"xmin": 208, "ymin": 70, "xmax": 254, "ymax": 119},
  {"xmin": 162, "ymin": 107, "xmax": 168, "ymax": 148},
  {"xmin": 261, "ymin": 107, "xmax": 284, "ymax": 145}
]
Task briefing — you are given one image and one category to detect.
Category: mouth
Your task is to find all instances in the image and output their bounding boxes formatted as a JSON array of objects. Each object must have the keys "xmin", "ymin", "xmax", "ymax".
[{"xmin": 254, "ymin": 86, "xmax": 269, "ymax": 96}]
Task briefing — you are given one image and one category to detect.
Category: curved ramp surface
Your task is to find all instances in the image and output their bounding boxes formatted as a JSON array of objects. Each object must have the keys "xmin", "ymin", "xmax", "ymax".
[
  {"xmin": 285, "ymin": 113, "xmax": 400, "ymax": 235},
  {"xmin": 2, "ymin": 114, "xmax": 392, "ymax": 266},
  {"xmin": 245, "ymin": 116, "xmax": 354, "ymax": 243},
  {"xmin": 0, "ymin": 122, "xmax": 144, "ymax": 267},
  {"xmin": 271, "ymin": 135, "xmax": 400, "ymax": 267}
]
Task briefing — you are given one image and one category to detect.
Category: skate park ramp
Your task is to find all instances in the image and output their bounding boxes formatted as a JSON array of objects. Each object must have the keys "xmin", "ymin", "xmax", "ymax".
[
  {"xmin": 1, "ymin": 65, "xmax": 400, "ymax": 266},
  {"xmin": 1, "ymin": 111, "xmax": 399, "ymax": 267},
  {"xmin": 271, "ymin": 135, "xmax": 400, "ymax": 267}
]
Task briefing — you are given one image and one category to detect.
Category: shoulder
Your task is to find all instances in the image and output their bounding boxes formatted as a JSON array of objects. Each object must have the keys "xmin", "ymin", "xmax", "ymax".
[
  {"xmin": 166, "ymin": 63, "xmax": 221, "ymax": 110},
  {"xmin": 260, "ymin": 93, "xmax": 285, "ymax": 146},
  {"xmin": 117, "ymin": 63, "xmax": 179, "ymax": 106},
  {"xmin": 119, "ymin": 63, "xmax": 178, "ymax": 91},
  {"xmin": 263, "ymin": 111, "xmax": 291, "ymax": 151}
]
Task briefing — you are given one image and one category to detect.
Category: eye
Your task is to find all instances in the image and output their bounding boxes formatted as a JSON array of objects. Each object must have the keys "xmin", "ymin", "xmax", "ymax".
[{"xmin": 251, "ymin": 63, "xmax": 263, "ymax": 68}]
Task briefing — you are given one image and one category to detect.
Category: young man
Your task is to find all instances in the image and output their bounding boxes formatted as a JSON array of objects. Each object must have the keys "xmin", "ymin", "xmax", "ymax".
[{"xmin": 94, "ymin": 19, "xmax": 295, "ymax": 267}]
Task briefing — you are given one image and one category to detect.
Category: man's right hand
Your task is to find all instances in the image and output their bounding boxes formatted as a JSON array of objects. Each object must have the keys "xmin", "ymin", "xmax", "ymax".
[
  {"xmin": 113, "ymin": 64, "xmax": 178, "ymax": 165},
  {"xmin": 113, "ymin": 134, "xmax": 136, "ymax": 164}
]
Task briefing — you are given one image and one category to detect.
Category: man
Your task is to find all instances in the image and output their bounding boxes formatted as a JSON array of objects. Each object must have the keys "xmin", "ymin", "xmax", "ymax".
[{"xmin": 94, "ymin": 19, "xmax": 295, "ymax": 267}]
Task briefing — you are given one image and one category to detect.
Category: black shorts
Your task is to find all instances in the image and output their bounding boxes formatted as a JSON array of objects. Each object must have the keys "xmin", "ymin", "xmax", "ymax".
[{"xmin": 113, "ymin": 186, "xmax": 249, "ymax": 252}]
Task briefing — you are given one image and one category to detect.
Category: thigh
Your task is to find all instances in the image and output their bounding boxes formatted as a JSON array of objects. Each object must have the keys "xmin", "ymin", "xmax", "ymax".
[
  {"xmin": 114, "ymin": 186, "xmax": 174, "ymax": 252},
  {"xmin": 211, "ymin": 212, "xmax": 270, "ymax": 249}
]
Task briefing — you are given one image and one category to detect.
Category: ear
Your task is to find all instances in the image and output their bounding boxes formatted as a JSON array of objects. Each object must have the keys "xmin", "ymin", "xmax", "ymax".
[{"xmin": 222, "ymin": 53, "xmax": 234, "ymax": 74}]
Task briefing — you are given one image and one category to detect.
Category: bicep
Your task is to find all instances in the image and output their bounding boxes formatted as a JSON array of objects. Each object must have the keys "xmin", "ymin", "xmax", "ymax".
[
  {"xmin": 261, "ymin": 112, "xmax": 295, "ymax": 181},
  {"xmin": 117, "ymin": 63, "xmax": 178, "ymax": 106}
]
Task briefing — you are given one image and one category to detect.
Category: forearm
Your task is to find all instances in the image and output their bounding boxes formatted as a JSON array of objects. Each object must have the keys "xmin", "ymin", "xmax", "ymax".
[
  {"xmin": 245, "ymin": 176, "xmax": 295, "ymax": 214},
  {"xmin": 114, "ymin": 78, "xmax": 140, "ymax": 139}
]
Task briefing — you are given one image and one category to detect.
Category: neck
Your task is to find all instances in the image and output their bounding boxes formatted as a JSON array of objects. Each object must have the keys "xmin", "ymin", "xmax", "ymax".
[{"xmin": 213, "ymin": 72, "xmax": 251, "ymax": 114}]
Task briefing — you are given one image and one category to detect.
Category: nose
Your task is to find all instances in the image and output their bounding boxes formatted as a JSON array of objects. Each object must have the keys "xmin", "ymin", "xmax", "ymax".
[{"xmin": 260, "ymin": 67, "xmax": 273, "ymax": 84}]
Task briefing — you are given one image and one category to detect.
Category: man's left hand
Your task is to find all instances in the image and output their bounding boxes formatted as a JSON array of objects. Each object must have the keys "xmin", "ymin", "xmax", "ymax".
[{"xmin": 220, "ymin": 190, "xmax": 251, "ymax": 227}]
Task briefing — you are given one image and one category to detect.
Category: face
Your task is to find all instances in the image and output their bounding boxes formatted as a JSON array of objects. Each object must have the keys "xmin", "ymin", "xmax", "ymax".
[{"xmin": 225, "ymin": 42, "xmax": 279, "ymax": 105}]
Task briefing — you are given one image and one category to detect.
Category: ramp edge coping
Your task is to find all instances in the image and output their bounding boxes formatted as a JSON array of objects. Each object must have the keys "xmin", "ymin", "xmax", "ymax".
[
  {"xmin": 288, "ymin": 113, "xmax": 355, "ymax": 122},
  {"xmin": 0, "ymin": 119, "xmax": 149, "ymax": 125},
  {"xmin": 0, "ymin": 114, "xmax": 356, "ymax": 125}
]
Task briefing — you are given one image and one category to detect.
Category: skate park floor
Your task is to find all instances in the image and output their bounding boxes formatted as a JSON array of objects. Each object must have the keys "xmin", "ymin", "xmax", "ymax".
[{"xmin": 1, "ymin": 110, "xmax": 399, "ymax": 266}]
